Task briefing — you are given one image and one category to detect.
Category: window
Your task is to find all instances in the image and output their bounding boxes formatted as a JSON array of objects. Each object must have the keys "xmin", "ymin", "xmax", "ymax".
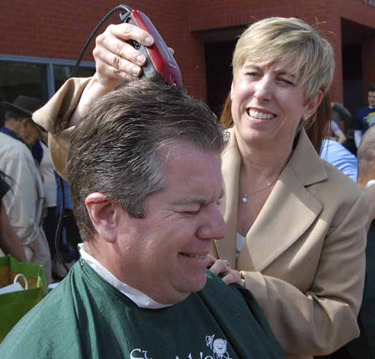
[
  {"xmin": 53, "ymin": 65, "xmax": 96, "ymax": 94},
  {"xmin": 0, "ymin": 61, "xmax": 48, "ymax": 104},
  {"xmin": 0, "ymin": 55, "xmax": 95, "ymax": 104},
  {"xmin": 0, "ymin": 55, "xmax": 95, "ymax": 127}
]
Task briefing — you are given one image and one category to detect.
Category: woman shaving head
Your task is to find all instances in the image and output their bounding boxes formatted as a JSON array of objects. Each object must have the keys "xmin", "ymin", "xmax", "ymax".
[{"xmin": 211, "ymin": 17, "xmax": 367, "ymax": 358}]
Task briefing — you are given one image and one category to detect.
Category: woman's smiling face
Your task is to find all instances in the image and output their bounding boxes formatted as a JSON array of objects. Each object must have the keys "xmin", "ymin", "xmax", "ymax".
[{"xmin": 231, "ymin": 59, "xmax": 321, "ymax": 150}]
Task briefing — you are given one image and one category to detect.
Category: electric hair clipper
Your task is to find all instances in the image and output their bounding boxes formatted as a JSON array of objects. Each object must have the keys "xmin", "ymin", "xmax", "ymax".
[{"xmin": 119, "ymin": 5, "xmax": 182, "ymax": 86}]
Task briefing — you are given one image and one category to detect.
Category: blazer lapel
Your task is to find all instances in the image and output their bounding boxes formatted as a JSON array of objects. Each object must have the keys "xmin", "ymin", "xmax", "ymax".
[{"xmin": 237, "ymin": 164, "xmax": 323, "ymax": 271}]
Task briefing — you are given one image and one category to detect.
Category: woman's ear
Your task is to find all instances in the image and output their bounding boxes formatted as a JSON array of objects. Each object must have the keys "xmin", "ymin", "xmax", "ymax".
[
  {"xmin": 85, "ymin": 193, "xmax": 123, "ymax": 243},
  {"xmin": 304, "ymin": 90, "xmax": 323, "ymax": 119}
]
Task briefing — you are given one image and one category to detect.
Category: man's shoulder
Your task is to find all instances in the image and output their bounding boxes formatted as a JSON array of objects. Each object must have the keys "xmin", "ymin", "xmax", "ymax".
[
  {"xmin": 356, "ymin": 106, "xmax": 371, "ymax": 118},
  {"xmin": 200, "ymin": 272, "xmax": 268, "ymax": 326},
  {"xmin": 0, "ymin": 133, "xmax": 31, "ymax": 159},
  {"xmin": 196, "ymin": 272, "xmax": 283, "ymax": 357}
]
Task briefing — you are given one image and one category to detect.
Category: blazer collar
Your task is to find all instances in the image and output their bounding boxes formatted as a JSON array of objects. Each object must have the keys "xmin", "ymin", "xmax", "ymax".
[{"xmin": 216, "ymin": 128, "xmax": 327, "ymax": 271}]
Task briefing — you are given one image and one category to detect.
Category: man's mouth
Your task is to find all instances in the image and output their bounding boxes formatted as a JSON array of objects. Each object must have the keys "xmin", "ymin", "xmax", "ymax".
[
  {"xmin": 179, "ymin": 252, "xmax": 208, "ymax": 259},
  {"xmin": 247, "ymin": 109, "xmax": 276, "ymax": 120}
]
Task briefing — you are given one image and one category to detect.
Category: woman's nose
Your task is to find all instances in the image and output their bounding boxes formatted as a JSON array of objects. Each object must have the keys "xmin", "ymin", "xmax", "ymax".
[{"xmin": 254, "ymin": 76, "xmax": 273, "ymax": 102}]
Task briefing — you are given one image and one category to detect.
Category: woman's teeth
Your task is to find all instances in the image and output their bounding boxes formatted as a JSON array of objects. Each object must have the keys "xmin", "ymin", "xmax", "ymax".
[{"xmin": 248, "ymin": 109, "xmax": 276, "ymax": 120}]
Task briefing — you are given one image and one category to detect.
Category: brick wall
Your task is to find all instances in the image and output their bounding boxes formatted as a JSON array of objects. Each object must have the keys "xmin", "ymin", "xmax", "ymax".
[
  {"xmin": 340, "ymin": 0, "xmax": 375, "ymax": 103},
  {"xmin": 0, "ymin": 0, "xmax": 206, "ymax": 99},
  {"xmin": 1, "ymin": 0, "xmax": 375, "ymax": 104}
]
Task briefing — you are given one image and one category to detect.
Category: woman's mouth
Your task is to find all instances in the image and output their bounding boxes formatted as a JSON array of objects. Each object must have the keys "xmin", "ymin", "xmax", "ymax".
[{"xmin": 247, "ymin": 109, "xmax": 276, "ymax": 120}]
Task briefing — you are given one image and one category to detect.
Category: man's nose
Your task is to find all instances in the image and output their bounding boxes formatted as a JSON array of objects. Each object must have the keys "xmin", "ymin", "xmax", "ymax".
[{"xmin": 197, "ymin": 205, "xmax": 227, "ymax": 241}]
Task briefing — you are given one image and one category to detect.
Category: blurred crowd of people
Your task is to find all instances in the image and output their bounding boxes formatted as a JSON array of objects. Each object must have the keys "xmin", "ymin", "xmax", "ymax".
[{"xmin": 0, "ymin": 96, "xmax": 81, "ymax": 284}]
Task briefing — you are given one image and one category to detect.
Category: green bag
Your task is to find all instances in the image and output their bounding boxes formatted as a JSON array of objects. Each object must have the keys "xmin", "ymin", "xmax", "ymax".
[{"xmin": 0, "ymin": 255, "xmax": 47, "ymax": 342}]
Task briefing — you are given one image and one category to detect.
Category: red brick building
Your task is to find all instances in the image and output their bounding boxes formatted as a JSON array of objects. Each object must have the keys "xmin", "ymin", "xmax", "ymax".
[{"xmin": 1, "ymin": 0, "xmax": 375, "ymax": 124}]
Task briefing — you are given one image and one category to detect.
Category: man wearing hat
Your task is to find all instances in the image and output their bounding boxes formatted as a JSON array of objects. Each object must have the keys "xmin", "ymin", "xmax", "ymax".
[{"xmin": 0, "ymin": 95, "xmax": 52, "ymax": 284}]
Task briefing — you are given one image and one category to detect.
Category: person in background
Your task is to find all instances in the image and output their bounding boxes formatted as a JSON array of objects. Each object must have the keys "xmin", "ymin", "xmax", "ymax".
[
  {"xmin": 0, "ymin": 170, "xmax": 27, "ymax": 262},
  {"xmin": 0, "ymin": 96, "xmax": 52, "ymax": 284},
  {"xmin": 329, "ymin": 119, "xmax": 346, "ymax": 144},
  {"xmin": 331, "ymin": 101, "xmax": 351, "ymax": 143},
  {"xmin": 0, "ymin": 79, "xmax": 283, "ymax": 359},
  {"xmin": 349, "ymin": 125, "xmax": 375, "ymax": 358},
  {"xmin": 52, "ymin": 174, "xmax": 81, "ymax": 279},
  {"xmin": 354, "ymin": 84, "xmax": 375, "ymax": 148},
  {"xmin": 357, "ymin": 126, "xmax": 375, "ymax": 231},
  {"xmin": 32, "ymin": 17, "xmax": 367, "ymax": 358},
  {"xmin": 56, "ymin": 175, "xmax": 81, "ymax": 261},
  {"xmin": 38, "ymin": 131, "xmax": 63, "ymax": 279},
  {"xmin": 320, "ymin": 139, "xmax": 358, "ymax": 182},
  {"xmin": 323, "ymin": 125, "xmax": 375, "ymax": 359},
  {"xmin": 318, "ymin": 95, "xmax": 358, "ymax": 182}
]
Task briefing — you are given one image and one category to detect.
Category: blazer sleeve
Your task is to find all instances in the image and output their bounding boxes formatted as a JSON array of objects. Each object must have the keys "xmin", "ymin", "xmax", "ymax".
[
  {"xmin": 33, "ymin": 77, "xmax": 91, "ymax": 178},
  {"xmin": 241, "ymin": 190, "xmax": 368, "ymax": 356}
]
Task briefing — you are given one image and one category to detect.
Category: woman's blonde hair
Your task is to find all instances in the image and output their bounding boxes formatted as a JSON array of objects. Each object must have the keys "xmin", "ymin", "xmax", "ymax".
[{"xmin": 232, "ymin": 17, "xmax": 335, "ymax": 103}]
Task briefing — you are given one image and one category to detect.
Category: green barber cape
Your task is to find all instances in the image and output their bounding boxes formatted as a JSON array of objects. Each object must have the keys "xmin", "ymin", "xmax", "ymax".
[{"xmin": 0, "ymin": 259, "xmax": 284, "ymax": 358}]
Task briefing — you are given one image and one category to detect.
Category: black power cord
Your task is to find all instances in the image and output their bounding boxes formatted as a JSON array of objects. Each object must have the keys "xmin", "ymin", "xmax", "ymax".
[
  {"xmin": 55, "ymin": 5, "xmax": 130, "ymax": 273},
  {"xmin": 70, "ymin": 5, "xmax": 130, "ymax": 77},
  {"xmin": 55, "ymin": 176, "xmax": 68, "ymax": 273}
]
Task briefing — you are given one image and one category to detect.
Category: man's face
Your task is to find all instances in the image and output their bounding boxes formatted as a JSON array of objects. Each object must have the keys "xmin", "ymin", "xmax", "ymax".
[
  {"xmin": 114, "ymin": 143, "xmax": 226, "ymax": 304},
  {"xmin": 19, "ymin": 118, "xmax": 41, "ymax": 146},
  {"xmin": 368, "ymin": 91, "xmax": 375, "ymax": 107}
]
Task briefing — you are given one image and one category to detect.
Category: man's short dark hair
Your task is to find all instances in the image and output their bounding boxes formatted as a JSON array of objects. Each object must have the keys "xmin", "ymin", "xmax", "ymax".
[
  {"xmin": 66, "ymin": 78, "xmax": 226, "ymax": 242},
  {"xmin": 368, "ymin": 84, "xmax": 375, "ymax": 93},
  {"xmin": 4, "ymin": 109, "xmax": 28, "ymax": 123}
]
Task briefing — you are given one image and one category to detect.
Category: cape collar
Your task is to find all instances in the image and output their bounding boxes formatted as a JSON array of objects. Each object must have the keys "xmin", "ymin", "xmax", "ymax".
[{"xmin": 79, "ymin": 245, "xmax": 173, "ymax": 309}]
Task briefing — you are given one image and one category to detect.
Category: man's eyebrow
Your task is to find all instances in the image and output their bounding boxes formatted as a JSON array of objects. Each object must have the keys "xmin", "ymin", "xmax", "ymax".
[
  {"xmin": 172, "ymin": 196, "xmax": 208, "ymax": 206},
  {"xmin": 172, "ymin": 189, "xmax": 224, "ymax": 206}
]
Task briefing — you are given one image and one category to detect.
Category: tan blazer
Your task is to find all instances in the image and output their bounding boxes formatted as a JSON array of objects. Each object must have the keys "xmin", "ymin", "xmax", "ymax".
[
  {"xmin": 34, "ymin": 79, "xmax": 368, "ymax": 359},
  {"xmin": 214, "ymin": 128, "xmax": 368, "ymax": 358}
]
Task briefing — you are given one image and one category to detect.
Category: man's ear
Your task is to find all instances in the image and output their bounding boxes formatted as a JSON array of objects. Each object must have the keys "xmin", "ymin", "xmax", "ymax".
[
  {"xmin": 85, "ymin": 193, "xmax": 123, "ymax": 243},
  {"xmin": 20, "ymin": 118, "xmax": 28, "ymax": 128},
  {"xmin": 304, "ymin": 90, "xmax": 323, "ymax": 119}
]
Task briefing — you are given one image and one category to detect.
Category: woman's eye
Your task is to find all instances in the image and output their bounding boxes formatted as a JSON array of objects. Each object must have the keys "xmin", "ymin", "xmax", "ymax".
[
  {"xmin": 245, "ymin": 72, "xmax": 260, "ymax": 78},
  {"xmin": 279, "ymin": 78, "xmax": 294, "ymax": 86}
]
